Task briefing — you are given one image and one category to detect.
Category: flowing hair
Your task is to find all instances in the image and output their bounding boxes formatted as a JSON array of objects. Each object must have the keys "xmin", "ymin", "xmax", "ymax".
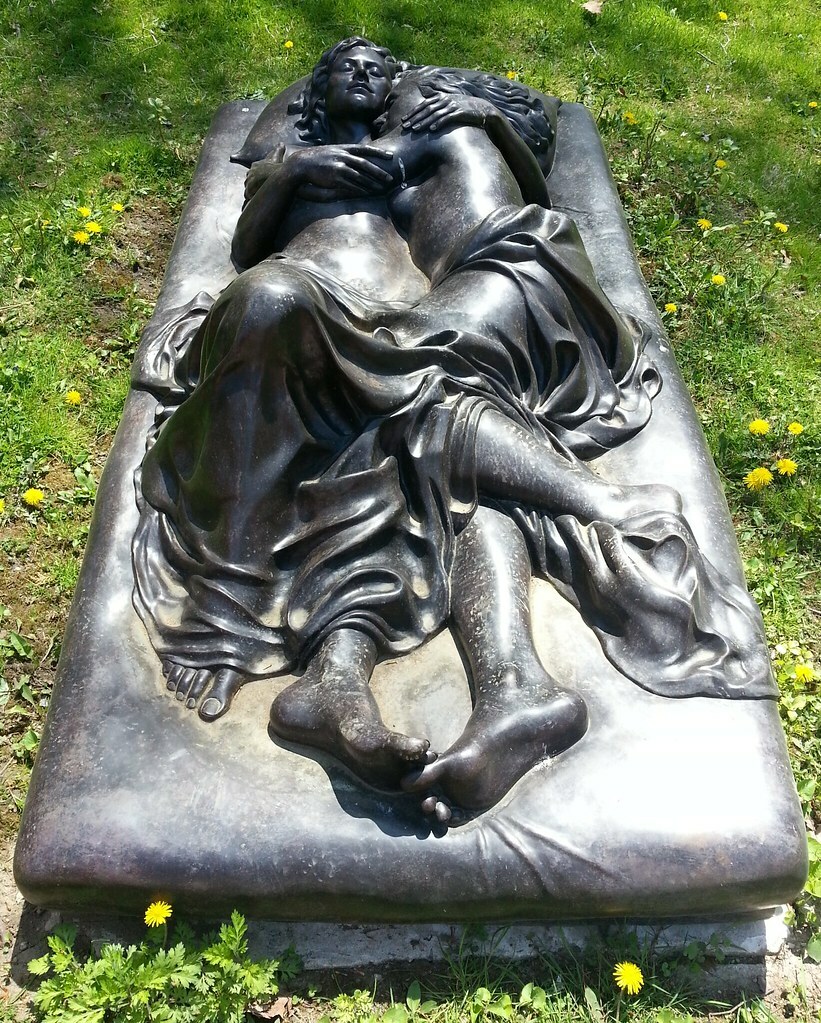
[
  {"xmin": 374, "ymin": 67, "xmax": 554, "ymax": 162},
  {"xmin": 289, "ymin": 37, "xmax": 403, "ymax": 144}
]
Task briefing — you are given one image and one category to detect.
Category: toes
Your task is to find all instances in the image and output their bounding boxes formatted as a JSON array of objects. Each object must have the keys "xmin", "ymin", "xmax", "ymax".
[
  {"xmin": 185, "ymin": 669, "xmax": 212, "ymax": 709},
  {"xmin": 175, "ymin": 668, "xmax": 196, "ymax": 701},
  {"xmin": 200, "ymin": 697, "xmax": 223, "ymax": 720},
  {"xmin": 391, "ymin": 734, "xmax": 430, "ymax": 761},
  {"xmin": 166, "ymin": 664, "xmax": 184, "ymax": 690},
  {"xmin": 198, "ymin": 668, "xmax": 243, "ymax": 722},
  {"xmin": 420, "ymin": 795, "xmax": 453, "ymax": 823}
]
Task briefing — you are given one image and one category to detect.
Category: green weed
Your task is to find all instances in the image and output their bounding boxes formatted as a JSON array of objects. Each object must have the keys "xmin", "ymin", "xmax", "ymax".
[{"xmin": 28, "ymin": 910, "xmax": 299, "ymax": 1023}]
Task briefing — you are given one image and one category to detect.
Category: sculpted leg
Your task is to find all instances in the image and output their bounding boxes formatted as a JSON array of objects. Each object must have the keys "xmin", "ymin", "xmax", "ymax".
[
  {"xmin": 471, "ymin": 409, "xmax": 682, "ymax": 523},
  {"xmin": 270, "ymin": 628, "xmax": 431, "ymax": 790},
  {"xmin": 403, "ymin": 507, "xmax": 587, "ymax": 820}
]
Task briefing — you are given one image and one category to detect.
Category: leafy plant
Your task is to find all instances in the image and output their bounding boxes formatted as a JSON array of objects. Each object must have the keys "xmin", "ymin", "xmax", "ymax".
[{"xmin": 28, "ymin": 912, "xmax": 299, "ymax": 1023}]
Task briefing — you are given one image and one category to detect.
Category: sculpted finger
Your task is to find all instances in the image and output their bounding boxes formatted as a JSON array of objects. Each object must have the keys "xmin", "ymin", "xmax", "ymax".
[
  {"xmin": 402, "ymin": 96, "xmax": 447, "ymax": 123},
  {"xmin": 347, "ymin": 144, "xmax": 395, "ymax": 163},
  {"xmin": 406, "ymin": 110, "xmax": 442, "ymax": 131},
  {"xmin": 299, "ymin": 185, "xmax": 348, "ymax": 202},
  {"xmin": 435, "ymin": 800, "xmax": 452, "ymax": 823},
  {"xmin": 342, "ymin": 154, "xmax": 395, "ymax": 184}
]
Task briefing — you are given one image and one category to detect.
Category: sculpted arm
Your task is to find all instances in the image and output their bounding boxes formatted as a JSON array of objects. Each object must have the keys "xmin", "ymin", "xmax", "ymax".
[
  {"xmin": 231, "ymin": 157, "xmax": 301, "ymax": 272},
  {"xmin": 403, "ymin": 95, "xmax": 549, "ymax": 207},
  {"xmin": 231, "ymin": 145, "xmax": 397, "ymax": 272}
]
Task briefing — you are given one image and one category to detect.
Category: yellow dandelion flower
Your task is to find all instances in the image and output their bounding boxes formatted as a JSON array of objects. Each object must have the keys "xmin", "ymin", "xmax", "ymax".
[
  {"xmin": 795, "ymin": 664, "xmax": 815, "ymax": 684},
  {"xmin": 809, "ymin": 102, "xmax": 818, "ymax": 110},
  {"xmin": 613, "ymin": 961, "xmax": 644, "ymax": 995},
  {"xmin": 23, "ymin": 487, "xmax": 45, "ymax": 507},
  {"xmin": 65, "ymin": 389, "xmax": 82, "ymax": 406},
  {"xmin": 0, "ymin": 498, "xmax": 5, "ymax": 514},
  {"xmin": 773, "ymin": 222, "xmax": 788, "ymax": 233},
  {"xmin": 623, "ymin": 111, "xmax": 637, "ymax": 125},
  {"xmin": 664, "ymin": 302, "xmax": 678, "ymax": 313},
  {"xmin": 77, "ymin": 205, "xmax": 92, "ymax": 217},
  {"xmin": 144, "ymin": 900, "xmax": 173, "ymax": 927},
  {"xmin": 111, "ymin": 202, "xmax": 125, "ymax": 212},
  {"xmin": 40, "ymin": 219, "xmax": 51, "ymax": 227},
  {"xmin": 506, "ymin": 71, "xmax": 516, "ymax": 80},
  {"xmin": 717, "ymin": 11, "xmax": 728, "ymax": 21},
  {"xmin": 72, "ymin": 230, "xmax": 90, "ymax": 245},
  {"xmin": 697, "ymin": 218, "xmax": 713, "ymax": 230},
  {"xmin": 744, "ymin": 467, "xmax": 773, "ymax": 491},
  {"xmin": 714, "ymin": 158, "xmax": 728, "ymax": 169},
  {"xmin": 711, "ymin": 273, "xmax": 726, "ymax": 286},
  {"xmin": 775, "ymin": 458, "xmax": 797, "ymax": 476},
  {"xmin": 748, "ymin": 418, "xmax": 770, "ymax": 435},
  {"xmin": 85, "ymin": 221, "xmax": 102, "ymax": 234},
  {"xmin": 284, "ymin": 40, "xmax": 293, "ymax": 49},
  {"xmin": 787, "ymin": 421, "xmax": 804, "ymax": 435}
]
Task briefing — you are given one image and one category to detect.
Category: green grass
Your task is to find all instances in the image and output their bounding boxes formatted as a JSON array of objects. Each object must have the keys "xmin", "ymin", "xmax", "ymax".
[
  {"xmin": 12, "ymin": 911, "xmax": 805, "ymax": 1023},
  {"xmin": 0, "ymin": 0, "xmax": 819, "ymax": 1015}
]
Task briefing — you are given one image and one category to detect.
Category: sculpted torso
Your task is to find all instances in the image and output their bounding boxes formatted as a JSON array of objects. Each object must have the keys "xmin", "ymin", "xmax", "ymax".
[{"xmin": 233, "ymin": 68, "xmax": 536, "ymax": 299}]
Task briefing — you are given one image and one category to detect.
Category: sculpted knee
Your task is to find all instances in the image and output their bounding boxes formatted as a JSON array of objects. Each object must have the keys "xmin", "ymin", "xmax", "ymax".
[{"xmin": 228, "ymin": 265, "xmax": 318, "ymax": 336}]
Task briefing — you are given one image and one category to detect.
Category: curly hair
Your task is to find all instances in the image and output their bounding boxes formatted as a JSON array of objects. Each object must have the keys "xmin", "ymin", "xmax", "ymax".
[
  {"xmin": 291, "ymin": 37, "xmax": 402, "ymax": 144},
  {"xmin": 375, "ymin": 67, "xmax": 554, "ymax": 159}
]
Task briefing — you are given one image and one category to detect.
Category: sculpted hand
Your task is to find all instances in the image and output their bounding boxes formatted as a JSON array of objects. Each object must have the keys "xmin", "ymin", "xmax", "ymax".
[
  {"xmin": 287, "ymin": 144, "xmax": 396, "ymax": 202},
  {"xmin": 402, "ymin": 94, "xmax": 497, "ymax": 133}
]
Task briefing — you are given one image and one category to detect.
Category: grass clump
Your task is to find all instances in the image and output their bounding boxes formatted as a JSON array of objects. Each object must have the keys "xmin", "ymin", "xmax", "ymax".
[
  {"xmin": 26, "ymin": 909, "xmax": 299, "ymax": 1023},
  {"xmin": 310, "ymin": 928, "xmax": 776, "ymax": 1023}
]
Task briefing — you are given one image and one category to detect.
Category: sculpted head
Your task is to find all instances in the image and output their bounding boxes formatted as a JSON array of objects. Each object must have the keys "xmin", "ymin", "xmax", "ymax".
[{"xmin": 295, "ymin": 37, "xmax": 401, "ymax": 143}]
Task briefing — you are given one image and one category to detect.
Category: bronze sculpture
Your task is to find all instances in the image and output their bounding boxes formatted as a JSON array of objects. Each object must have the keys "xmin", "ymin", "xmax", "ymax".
[
  {"xmin": 131, "ymin": 39, "xmax": 774, "ymax": 822},
  {"xmin": 15, "ymin": 39, "xmax": 807, "ymax": 920}
]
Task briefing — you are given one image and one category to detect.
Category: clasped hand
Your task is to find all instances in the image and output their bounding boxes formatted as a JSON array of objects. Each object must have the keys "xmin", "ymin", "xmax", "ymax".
[
  {"xmin": 245, "ymin": 145, "xmax": 397, "ymax": 204},
  {"xmin": 401, "ymin": 93, "xmax": 497, "ymax": 133}
]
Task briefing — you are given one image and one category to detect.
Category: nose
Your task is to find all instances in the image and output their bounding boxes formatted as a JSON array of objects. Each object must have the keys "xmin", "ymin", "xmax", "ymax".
[{"xmin": 352, "ymin": 64, "xmax": 370, "ymax": 81}]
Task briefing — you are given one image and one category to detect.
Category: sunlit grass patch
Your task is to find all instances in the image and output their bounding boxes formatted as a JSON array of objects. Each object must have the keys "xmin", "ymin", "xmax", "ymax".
[{"xmin": 0, "ymin": 0, "xmax": 819, "ymax": 1005}]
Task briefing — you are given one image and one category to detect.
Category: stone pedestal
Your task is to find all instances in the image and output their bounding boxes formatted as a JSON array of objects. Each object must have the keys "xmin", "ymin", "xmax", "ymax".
[{"xmin": 13, "ymin": 100, "xmax": 807, "ymax": 921}]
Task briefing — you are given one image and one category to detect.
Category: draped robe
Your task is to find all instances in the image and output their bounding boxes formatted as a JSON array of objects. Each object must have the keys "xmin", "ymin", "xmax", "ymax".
[{"xmin": 132, "ymin": 203, "xmax": 776, "ymax": 700}]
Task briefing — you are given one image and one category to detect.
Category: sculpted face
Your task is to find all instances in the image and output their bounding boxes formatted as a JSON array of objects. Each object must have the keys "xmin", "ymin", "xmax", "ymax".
[{"xmin": 325, "ymin": 45, "xmax": 392, "ymax": 123}]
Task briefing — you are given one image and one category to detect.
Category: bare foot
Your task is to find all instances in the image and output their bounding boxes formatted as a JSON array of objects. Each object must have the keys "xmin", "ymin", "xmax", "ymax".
[
  {"xmin": 162, "ymin": 661, "xmax": 245, "ymax": 721},
  {"xmin": 402, "ymin": 664, "xmax": 587, "ymax": 818},
  {"xmin": 270, "ymin": 660, "xmax": 430, "ymax": 791}
]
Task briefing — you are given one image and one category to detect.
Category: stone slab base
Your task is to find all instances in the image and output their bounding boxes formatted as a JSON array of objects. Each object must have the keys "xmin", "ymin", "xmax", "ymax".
[{"xmin": 13, "ymin": 98, "xmax": 807, "ymax": 921}]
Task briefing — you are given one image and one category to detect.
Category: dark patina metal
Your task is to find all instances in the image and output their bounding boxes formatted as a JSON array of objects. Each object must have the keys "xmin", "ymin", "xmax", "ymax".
[{"xmin": 14, "ymin": 41, "xmax": 807, "ymax": 917}]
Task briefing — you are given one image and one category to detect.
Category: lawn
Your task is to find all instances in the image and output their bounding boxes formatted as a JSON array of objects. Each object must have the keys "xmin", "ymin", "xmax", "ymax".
[{"xmin": 0, "ymin": 0, "xmax": 819, "ymax": 1018}]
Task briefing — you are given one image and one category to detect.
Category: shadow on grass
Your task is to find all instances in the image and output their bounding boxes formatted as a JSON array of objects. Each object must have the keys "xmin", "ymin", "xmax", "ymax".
[{"xmin": 4, "ymin": 0, "xmax": 816, "ymax": 175}]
